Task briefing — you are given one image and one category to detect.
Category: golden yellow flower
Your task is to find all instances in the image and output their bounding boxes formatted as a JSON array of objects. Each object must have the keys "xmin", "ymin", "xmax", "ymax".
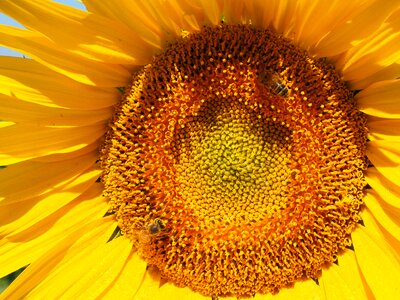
[{"xmin": 1, "ymin": 0, "xmax": 400, "ymax": 299}]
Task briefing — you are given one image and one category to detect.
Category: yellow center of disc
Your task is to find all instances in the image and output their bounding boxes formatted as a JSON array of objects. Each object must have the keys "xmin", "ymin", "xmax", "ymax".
[
  {"xmin": 174, "ymin": 100, "xmax": 293, "ymax": 225},
  {"xmin": 100, "ymin": 24, "xmax": 368, "ymax": 297}
]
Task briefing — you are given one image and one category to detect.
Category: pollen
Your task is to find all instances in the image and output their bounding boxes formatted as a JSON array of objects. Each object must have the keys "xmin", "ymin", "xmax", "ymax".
[{"xmin": 100, "ymin": 25, "xmax": 368, "ymax": 297}]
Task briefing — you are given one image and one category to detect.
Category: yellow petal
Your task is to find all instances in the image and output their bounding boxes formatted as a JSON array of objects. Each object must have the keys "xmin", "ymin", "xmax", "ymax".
[
  {"xmin": 0, "ymin": 94, "xmax": 113, "ymax": 126},
  {"xmin": 352, "ymin": 215, "xmax": 400, "ymax": 298},
  {"xmin": 0, "ymin": 167, "xmax": 101, "ymax": 237},
  {"xmin": 320, "ymin": 249, "xmax": 372, "ymax": 300},
  {"xmin": 0, "ymin": 123, "xmax": 105, "ymax": 165},
  {"xmin": 349, "ymin": 62, "xmax": 400, "ymax": 90},
  {"xmin": 292, "ymin": 0, "xmax": 329, "ymax": 46},
  {"xmin": 361, "ymin": 208, "xmax": 400, "ymax": 261},
  {"xmin": 0, "ymin": 56, "xmax": 118, "ymax": 110},
  {"xmin": 366, "ymin": 140, "xmax": 400, "ymax": 187},
  {"xmin": 339, "ymin": 9, "xmax": 400, "ymax": 84},
  {"xmin": 83, "ymin": 0, "xmax": 214, "ymax": 49},
  {"xmin": 0, "ymin": 217, "xmax": 115, "ymax": 299},
  {"xmin": 243, "ymin": 0, "xmax": 277, "ymax": 28},
  {"xmin": 356, "ymin": 80, "xmax": 400, "ymax": 119},
  {"xmin": 132, "ymin": 267, "xmax": 162, "ymax": 300},
  {"xmin": 364, "ymin": 191, "xmax": 400, "ymax": 243},
  {"xmin": 221, "ymin": 0, "xmax": 246, "ymax": 24},
  {"xmin": 83, "ymin": 0, "xmax": 205, "ymax": 46},
  {"xmin": 144, "ymin": 0, "xmax": 223, "ymax": 32},
  {"xmin": 30, "ymin": 142, "xmax": 99, "ymax": 163},
  {"xmin": 369, "ymin": 199, "xmax": 400, "ymax": 257},
  {"xmin": 0, "ymin": 0, "xmax": 154, "ymax": 65},
  {"xmin": 28, "ymin": 237, "xmax": 132, "ymax": 299},
  {"xmin": 356, "ymin": 80, "xmax": 400, "ymax": 118},
  {"xmin": 82, "ymin": 0, "xmax": 164, "ymax": 50},
  {"xmin": 294, "ymin": 0, "xmax": 374, "ymax": 51},
  {"xmin": 0, "ymin": 184, "xmax": 108, "ymax": 278},
  {"xmin": 100, "ymin": 252, "xmax": 147, "ymax": 300},
  {"xmin": 365, "ymin": 167, "xmax": 400, "ymax": 209},
  {"xmin": 197, "ymin": 0, "xmax": 223, "ymax": 26},
  {"xmin": 162, "ymin": 0, "xmax": 215, "ymax": 30},
  {"xmin": 143, "ymin": 1, "xmax": 186, "ymax": 38},
  {"xmin": 314, "ymin": 0, "xmax": 400, "ymax": 56},
  {"xmin": 0, "ymin": 121, "xmax": 14, "ymax": 128},
  {"xmin": 351, "ymin": 63, "xmax": 400, "ymax": 90},
  {"xmin": 0, "ymin": 151, "xmax": 97, "ymax": 205},
  {"xmin": 367, "ymin": 117, "xmax": 400, "ymax": 141},
  {"xmin": 0, "ymin": 25, "xmax": 130, "ymax": 87},
  {"xmin": 270, "ymin": 0, "xmax": 298, "ymax": 37},
  {"xmin": 63, "ymin": 238, "xmax": 132, "ymax": 299}
]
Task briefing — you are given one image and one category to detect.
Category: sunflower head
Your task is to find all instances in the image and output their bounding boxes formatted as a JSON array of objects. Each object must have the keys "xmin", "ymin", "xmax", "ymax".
[
  {"xmin": 0, "ymin": 0, "xmax": 399, "ymax": 299},
  {"xmin": 99, "ymin": 23, "xmax": 369, "ymax": 297}
]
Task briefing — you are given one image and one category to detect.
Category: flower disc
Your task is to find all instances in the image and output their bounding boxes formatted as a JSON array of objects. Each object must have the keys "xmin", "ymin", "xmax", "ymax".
[{"xmin": 100, "ymin": 24, "xmax": 368, "ymax": 297}]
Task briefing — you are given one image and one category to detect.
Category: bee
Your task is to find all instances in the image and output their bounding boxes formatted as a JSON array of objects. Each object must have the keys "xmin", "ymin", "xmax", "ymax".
[
  {"xmin": 258, "ymin": 70, "xmax": 289, "ymax": 98},
  {"xmin": 138, "ymin": 218, "xmax": 167, "ymax": 245},
  {"xmin": 147, "ymin": 218, "xmax": 166, "ymax": 235}
]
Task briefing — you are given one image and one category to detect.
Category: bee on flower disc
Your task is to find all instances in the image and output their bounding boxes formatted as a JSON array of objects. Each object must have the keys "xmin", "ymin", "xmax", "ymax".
[
  {"xmin": 148, "ymin": 218, "xmax": 166, "ymax": 235},
  {"xmin": 138, "ymin": 218, "xmax": 167, "ymax": 245},
  {"xmin": 258, "ymin": 70, "xmax": 289, "ymax": 98}
]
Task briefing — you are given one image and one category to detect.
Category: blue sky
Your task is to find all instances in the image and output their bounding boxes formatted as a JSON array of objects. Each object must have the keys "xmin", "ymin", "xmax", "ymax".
[{"xmin": 0, "ymin": 0, "xmax": 86, "ymax": 56}]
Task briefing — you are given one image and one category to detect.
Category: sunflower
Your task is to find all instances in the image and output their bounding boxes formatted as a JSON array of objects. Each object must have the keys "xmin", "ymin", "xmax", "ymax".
[{"xmin": 1, "ymin": 0, "xmax": 400, "ymax": 298}]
